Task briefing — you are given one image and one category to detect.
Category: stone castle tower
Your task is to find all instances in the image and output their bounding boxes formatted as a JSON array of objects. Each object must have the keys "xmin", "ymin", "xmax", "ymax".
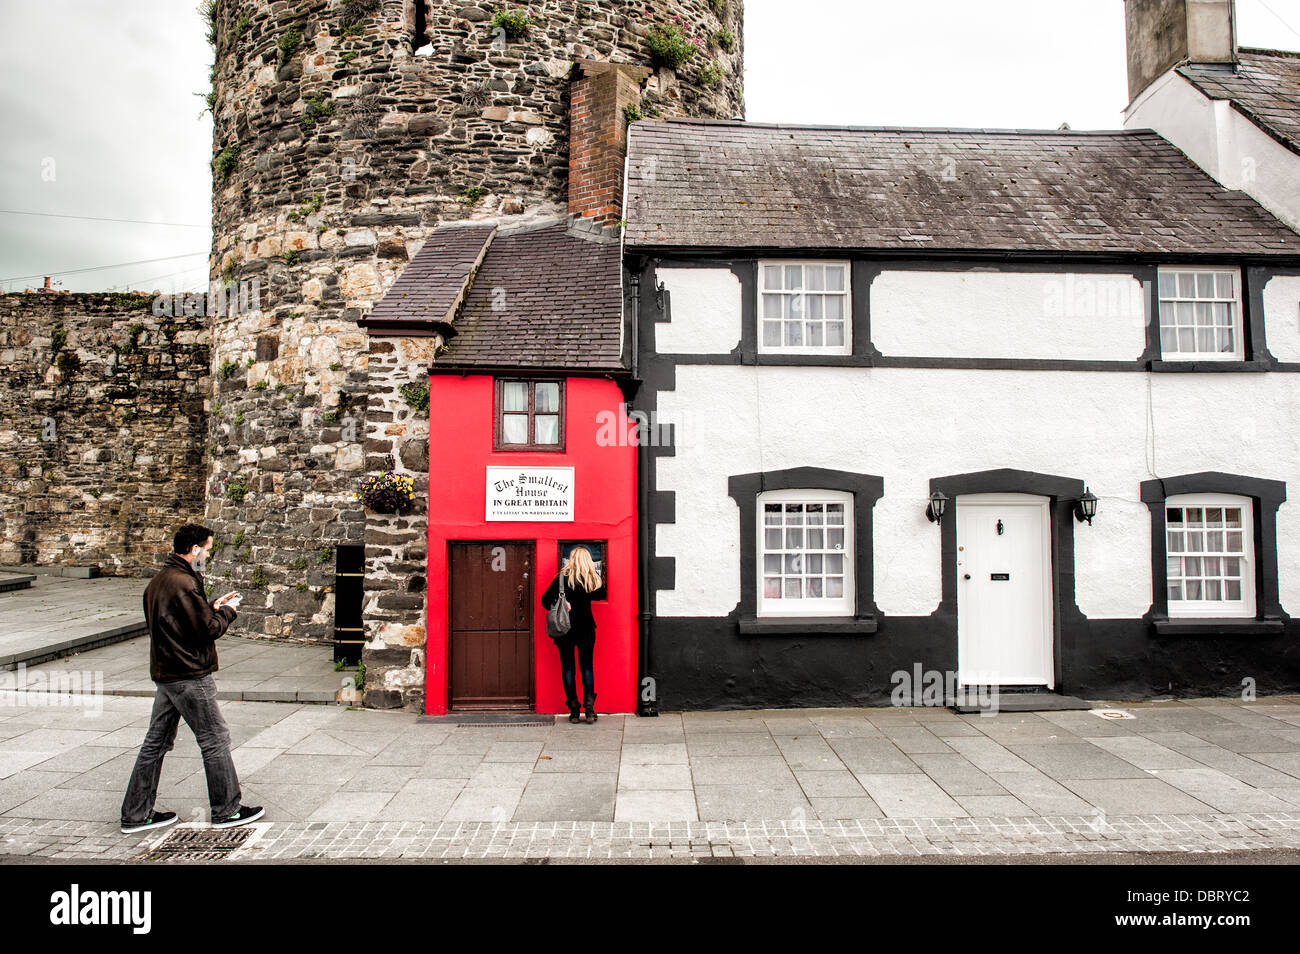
[{"xmin": 203, "ymin": 0, "xmax": 744, "ymax": 705}]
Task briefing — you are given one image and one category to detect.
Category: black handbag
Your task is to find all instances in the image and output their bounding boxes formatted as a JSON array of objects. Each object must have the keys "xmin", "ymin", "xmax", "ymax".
[{"xmin": 546, "ymin": 572, "xmax": 571, "ymax": 639}]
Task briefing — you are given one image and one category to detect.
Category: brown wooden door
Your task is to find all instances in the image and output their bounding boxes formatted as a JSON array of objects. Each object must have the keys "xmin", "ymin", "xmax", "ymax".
[{"xmin": 449, "ymin": 542, "xmax": 533, "ymax": 710}]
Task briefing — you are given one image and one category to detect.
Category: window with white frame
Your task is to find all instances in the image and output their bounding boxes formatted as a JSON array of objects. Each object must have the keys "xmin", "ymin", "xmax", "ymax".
[
  {"xmin": 1156, "ymin": 268, "xmax": 1243, "ymax": 360},
  {"xmin": 1165, "ymin": 493, "xmax": 1254, "ymax": 617},
  {"xmin": 759, "ymin": 262, "xmax": 851, "ymax": 354},
  {"xmin": 758, "ymin": 489, "xmax": 853, "ymax": 616}
]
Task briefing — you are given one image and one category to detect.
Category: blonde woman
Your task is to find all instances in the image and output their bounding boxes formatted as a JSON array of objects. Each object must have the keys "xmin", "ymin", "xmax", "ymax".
[{"xmin": 541, "ymin": 547, "xmax": 607, "ymax": 723}]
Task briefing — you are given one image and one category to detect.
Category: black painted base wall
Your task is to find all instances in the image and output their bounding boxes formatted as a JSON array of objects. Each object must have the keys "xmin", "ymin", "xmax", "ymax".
[{"xmin": 650, "ymin": 611, "xmax": 1300, "ymax": 710}]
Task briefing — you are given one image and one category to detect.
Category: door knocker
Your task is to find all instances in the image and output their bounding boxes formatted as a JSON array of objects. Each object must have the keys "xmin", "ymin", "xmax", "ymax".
[{"xmin": 996, "ymin": 519, "xmax": 1004, "ymax": 535}]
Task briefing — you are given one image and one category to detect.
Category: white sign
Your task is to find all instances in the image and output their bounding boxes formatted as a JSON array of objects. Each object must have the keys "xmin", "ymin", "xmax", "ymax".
[{"xmin": 486, "ymin": 467, "xmax": 575, "ymax": 521}]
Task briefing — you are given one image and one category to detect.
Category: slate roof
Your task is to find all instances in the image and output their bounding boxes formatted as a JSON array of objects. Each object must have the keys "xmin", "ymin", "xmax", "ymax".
[
  {"xmin": 1179, "ymin": 48, "xmax": 1300, "ymax": 156},
  {"xmin": 624, "ymin": 119, "xmax": 1300, "ymax": 255},
  {"xmin": 373, "ymin": 216, "xmax": 625, "ymax": 372},
  {"xmin": 359, "ymin": 223, "xmax": 495, "ymax": 334}
]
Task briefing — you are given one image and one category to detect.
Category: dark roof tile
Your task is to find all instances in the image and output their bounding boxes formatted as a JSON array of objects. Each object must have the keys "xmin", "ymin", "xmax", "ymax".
[
  {"xmin": 438, "ymin": 218, "xmax": 625, "ymax": 372},
  {"xmin": 624, "ymin": 119, "xmax": 1300, "ymax": 254},
  {"xmin": 1179, "ymin": 48, "xmax": 1300, "ymax": 155},
  {"xmin": 361, "ymin": 223, "xmax": 495, "ymax": 331}
]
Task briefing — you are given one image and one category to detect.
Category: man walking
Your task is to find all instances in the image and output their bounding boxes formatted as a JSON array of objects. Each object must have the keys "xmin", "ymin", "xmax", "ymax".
[{"xmin": 120, "ymin": 523, "xmax": 264, "ymax": 834}]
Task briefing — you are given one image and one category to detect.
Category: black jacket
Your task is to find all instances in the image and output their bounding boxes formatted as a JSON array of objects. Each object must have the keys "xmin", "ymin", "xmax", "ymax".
[
  {"xmin": 541, "ymin": 571, "xmax": 606, "ymax": 646},
  {"xmin": 143, "ymin": 553, "xmax": 237, "ymax": 683}
]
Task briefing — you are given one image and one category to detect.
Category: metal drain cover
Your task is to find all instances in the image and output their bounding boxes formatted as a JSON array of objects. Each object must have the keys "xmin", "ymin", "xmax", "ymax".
[{"xmin": 132, "ymin": 826, "xmax": 254, "ymax": 861}]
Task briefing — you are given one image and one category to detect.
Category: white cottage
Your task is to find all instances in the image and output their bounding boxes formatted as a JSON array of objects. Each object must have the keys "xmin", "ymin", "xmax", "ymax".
[{"xmin": 621, "ymin": 111, "xmax": 1300, "ymax": 710}]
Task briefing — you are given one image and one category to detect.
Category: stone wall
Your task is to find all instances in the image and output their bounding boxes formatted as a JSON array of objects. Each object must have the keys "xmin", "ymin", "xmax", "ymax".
[
  {"xmin": 0, "ymin": 293, "xmax": 209, "ymax": 574},
  {"xmin": 359, "ymin": 332, "xmax": 432, "ymax": 709},
  {"xmin": 204, "ymin": 300, "xmax": 366, "ymax": 639}
]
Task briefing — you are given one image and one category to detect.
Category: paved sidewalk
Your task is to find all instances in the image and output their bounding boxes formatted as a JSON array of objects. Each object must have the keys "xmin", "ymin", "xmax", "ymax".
[{"xmin": 2, "ymin": 689, "xmax": 1299, "ymax": 860}]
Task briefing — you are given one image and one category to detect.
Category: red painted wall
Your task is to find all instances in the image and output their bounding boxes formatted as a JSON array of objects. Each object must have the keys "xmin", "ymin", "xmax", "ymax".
[{"xmin": 426, "ymin": 374, "xmax": 638, "ymax": 715}]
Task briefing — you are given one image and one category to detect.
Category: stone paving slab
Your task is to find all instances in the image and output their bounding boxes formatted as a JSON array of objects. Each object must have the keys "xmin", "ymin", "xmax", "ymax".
[
  {"xmin": 4, "ymin": 814, "xmax": 1300, "ymax": 861},
  {"xmin": 0, "ymin": 693, "xmax": 1299, "ymax": 859}
]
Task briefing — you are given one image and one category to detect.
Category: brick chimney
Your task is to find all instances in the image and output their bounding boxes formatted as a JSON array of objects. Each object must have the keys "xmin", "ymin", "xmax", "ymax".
[
  {"xmin": 568, "ymin": 59, "xmax": 652, "ymax": 225},
  {"xmin": 1125, "ymin": 0, "xmax": 1237, "ymax": 104}
]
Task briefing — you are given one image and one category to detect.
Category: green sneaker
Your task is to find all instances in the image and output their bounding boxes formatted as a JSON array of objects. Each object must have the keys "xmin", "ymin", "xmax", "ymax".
[
  {"xmin": 121, "ymin": 810, "xmax": 178, "ymax": 835},
  {"xmin": 212, "ymin": 805, "xmax": 264, "ymax": 829}
]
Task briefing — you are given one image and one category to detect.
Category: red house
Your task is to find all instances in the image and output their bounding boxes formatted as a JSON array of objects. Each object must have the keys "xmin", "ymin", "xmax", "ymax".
[
  {"xmin": 364, "ymin": 217, "xmax": 636, "ymax": 714},
  {"xmin": 370, "ymin": 224, "xmax": 642, "ymax": 717},
  {"xmin": 360, "ymin": 61, "xmax": 647, "ymax": 715},
  {"xmin": 431, "ymin": 220, "xmax": 636, "ymax": 715}
]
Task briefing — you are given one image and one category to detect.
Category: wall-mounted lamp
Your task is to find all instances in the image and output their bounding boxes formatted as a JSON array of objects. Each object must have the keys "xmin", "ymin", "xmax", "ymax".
[
  {"xmin": 1074, "ymin": 486, "xmax": 1098, "ymax": 525},
  {"xmin": 925, "ymin": 490, "xmax": 948, "ymax": 524}
]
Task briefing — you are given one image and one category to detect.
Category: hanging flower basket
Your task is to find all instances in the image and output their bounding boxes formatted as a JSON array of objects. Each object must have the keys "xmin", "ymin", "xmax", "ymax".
[{"xmin": 356, "ymin": 471, "xmax": 415, "ymax": 514}]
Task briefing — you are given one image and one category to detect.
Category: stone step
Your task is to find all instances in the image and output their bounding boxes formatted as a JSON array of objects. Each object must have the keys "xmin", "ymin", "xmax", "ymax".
[
  {"xmin": 0, "ymin": 565, "xmax": 100, "ymax": 579},
  {"xmin": 2, "ymin": 623, "xmax": 149, "ymax": 671},
  {"xmin": 952, "ymin": 693, "xmax": 1093, "ymax": 713},
  {"xmin": 0, "ymin": 572, "xmax": 36, "ymax": 593}
]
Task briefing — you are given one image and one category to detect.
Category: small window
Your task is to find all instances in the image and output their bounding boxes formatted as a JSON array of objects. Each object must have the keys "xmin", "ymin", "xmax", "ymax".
[
  {"xmin": 757, "ymin": 489, "xmax": 854, "ymax": 617},
  {"xmin": 494, "ymin": 379, "xmax": 564, "ymax": 451},
  {"xmin": 1165, "ymin": 493, "xmax": 1254, "ymax": 617},
  {"xmin": 1156, "ymin": 268, "xmax": 1244, "ymax": 360},
  {"xmin": 560, "ymin": 540, "xmax": 607, "ymax": 597},
  {"xmin": 758, "ymin": 261, "xmax": 851, "ymax": 355},
  {"xmin": 406, "ymin": 1, "xmax": 431, "ymax": 52}
]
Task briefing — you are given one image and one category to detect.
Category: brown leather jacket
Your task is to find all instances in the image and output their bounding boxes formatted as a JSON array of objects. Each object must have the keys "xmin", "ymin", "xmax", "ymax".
[{"xmin": 143, "ymin": 553, "xmax": 237, "ymax": 682}]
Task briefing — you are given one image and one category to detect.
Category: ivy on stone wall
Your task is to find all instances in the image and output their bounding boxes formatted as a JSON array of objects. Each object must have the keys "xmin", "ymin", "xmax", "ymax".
[
  {"xmin": 277, "ymin": 30, "xmax": 302, "ymax": 65},
  {"xmin": 214, "ymin": 144, "xmax": 239, "ymax": 182},
  {"xmin": 399, "ymin": 381, "xmax": 429, "ymax": 414},
  {"xmin": 300, "ymin": 95, "xmax": 335, "ymax": 133},
  {"xmin": 491, "ymin": 7, "xmax": 532, "ymax": 40},
  {"xmin": 645, "ymin": 17, "xmax": 706, "ymax": 70}
]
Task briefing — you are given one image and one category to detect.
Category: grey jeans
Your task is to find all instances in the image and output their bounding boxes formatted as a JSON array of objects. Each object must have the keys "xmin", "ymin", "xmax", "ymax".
[{"xmin": 120, "ymin": 674, "xmax": 242, "ymax": 824}]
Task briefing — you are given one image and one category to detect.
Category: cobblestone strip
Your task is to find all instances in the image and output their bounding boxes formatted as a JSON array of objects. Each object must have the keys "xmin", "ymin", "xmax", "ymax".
[{"xmin": 3, "ymin": 813, "xmax": 1300, "ymax": 861}]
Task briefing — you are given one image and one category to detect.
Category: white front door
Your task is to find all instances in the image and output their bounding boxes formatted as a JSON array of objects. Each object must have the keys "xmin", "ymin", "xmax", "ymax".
[{"xmin": 956, "ymin": 493, "xmax": 1054, "ymax": 688}]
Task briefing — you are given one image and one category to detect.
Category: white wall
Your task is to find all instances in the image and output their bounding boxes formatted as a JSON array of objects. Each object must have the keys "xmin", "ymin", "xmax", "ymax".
[
  {"xmin": 650, "ymin": 266, "xmax": 1300, "ymax": 621},
  {"xmin": 655, "ymin": 269, "xmax": 1300, "ymax": 623},
  {"xmin": 1263, "ymin": 274, "xmax": 1300, "ymax": 362},
  {"xmin": 655, "ymin": 264, "xmax": 1300, "ymax": 365},
  {"xmin": 871, "ymin": 270, "xmax": 1147, "ymax": 360},
  {"xmin": 655, "ymin": 268, "xmax": 742, "ymax": 354},
  {"xmin": 1126, "ymin": 71, "xmax": 1300, "ymax": 233}
]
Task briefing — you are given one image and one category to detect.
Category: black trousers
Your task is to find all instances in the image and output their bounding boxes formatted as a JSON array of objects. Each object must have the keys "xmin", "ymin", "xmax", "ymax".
[{"xmin": 555, "ymin": 639, "xmax": 595, "ymax": 707}]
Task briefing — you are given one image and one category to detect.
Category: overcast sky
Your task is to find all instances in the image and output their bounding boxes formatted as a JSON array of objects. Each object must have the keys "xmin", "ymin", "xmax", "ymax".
[{"xmin": 1, "ymin": 0, "xmax": 1298, "ymax": 293}]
